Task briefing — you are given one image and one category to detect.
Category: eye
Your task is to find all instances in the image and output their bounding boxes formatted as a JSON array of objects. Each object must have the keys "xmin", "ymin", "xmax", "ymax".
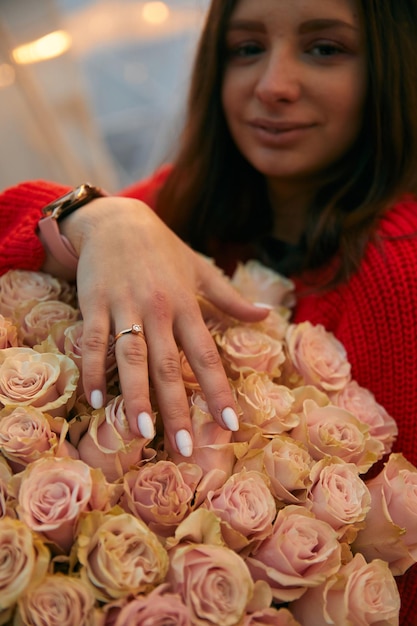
[
  {"xmin": 308, "ymin": 42, "xmax": 345, "ymax": 57},
  {"xmin": 228, "ymin": 41, "xmax": 264, "ymax": 59}
]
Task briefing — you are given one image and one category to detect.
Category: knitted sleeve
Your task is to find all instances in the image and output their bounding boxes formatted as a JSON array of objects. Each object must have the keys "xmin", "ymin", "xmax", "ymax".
[
  {"xmin": 0, "ymin": 180, "xmax": 71, "ymax": 274},
  {"xmin": 0, "ymin": 166, "xmax": 170, "ymax": 277},
  {"xmin": 293, "ymin": 197, "xmax": 417, "ymax": 625}
]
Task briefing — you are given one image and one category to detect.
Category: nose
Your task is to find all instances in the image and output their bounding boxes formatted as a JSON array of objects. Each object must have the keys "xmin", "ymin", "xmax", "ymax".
[{"xmin": 255, "ymin": 47, "xmax": 301, "ymax": 105}]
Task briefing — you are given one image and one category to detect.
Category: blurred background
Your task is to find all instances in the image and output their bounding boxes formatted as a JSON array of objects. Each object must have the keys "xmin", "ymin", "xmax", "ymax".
[{"xmin": 0, "ymin": 0, "xmax": 209, "ymax": 192}]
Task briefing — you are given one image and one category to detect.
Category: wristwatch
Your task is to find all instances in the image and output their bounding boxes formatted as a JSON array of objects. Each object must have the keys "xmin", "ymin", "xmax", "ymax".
[{"xmin": 37, "ymin": 183, "xmax": 108, "ymax": 271}]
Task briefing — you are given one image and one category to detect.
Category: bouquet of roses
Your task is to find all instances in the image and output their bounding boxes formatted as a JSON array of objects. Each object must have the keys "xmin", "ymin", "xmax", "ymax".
[{"xmin": 0, "ymin": 261, "xmax": 416, "ymax": 626}]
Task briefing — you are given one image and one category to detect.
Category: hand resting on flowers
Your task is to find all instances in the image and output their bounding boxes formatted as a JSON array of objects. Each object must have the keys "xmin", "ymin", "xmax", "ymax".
[{"xmin": 41, "ymin": 195, "xmax": 269, "ymax": 457}]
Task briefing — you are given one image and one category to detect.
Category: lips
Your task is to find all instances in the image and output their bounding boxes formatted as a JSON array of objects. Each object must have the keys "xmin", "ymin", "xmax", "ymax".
[{"xmin": 249, "ymin": 119, "xmax": 314, "ymax": 133}]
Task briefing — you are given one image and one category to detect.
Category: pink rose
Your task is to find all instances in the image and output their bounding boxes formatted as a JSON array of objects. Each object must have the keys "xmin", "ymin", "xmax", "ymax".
[
  {"xmin": 215, "ymin": 324, "xmax": 285, "ymax": 378},
  {"xmin": 353, "ymin": 453, "xmax": 417, "ymax": 575},
  {"xmin": 255, "ymin": 307, "xmax": 291, "ymax": 342},
  {"xmin": 285, "ymin": 321, "xmax": 351, "ymax": 391},
  {"xmin": 291, "ymin": 553, "xmax": 400, "ymax": 626},
  {"xmin": 0, "ymin": 405, "xmax": 69, "ymax": 472},
  {"xmin": 168, "ymin": 542, "xmax": 254, "ymax": 626},
  {"xmin": 76, "ymin": 509, "xmax": 169, "ymax": 602},
  {"xmin": 0, "ymin": 347, "xmax": 79, "ymax": 418},
  {"xmin": 0, "ymin": 269, "xmax": 72, "ymax": 318},
  {"xmin": 0, "ymin": 516, "xmax": 49, "ymax": 610},
  {"xmin": 13, "ymin": 456, "xmax": 117, "ymax": 552},
  {"xmin": 15, "ymin": 299, "xmax": 80, "ymax": 347},
  {"xmin": 77, "ymin": 395, "xmax": 155, "ymax": 482},
  {"xmin": 15, "ymin": 573, "xmax": 96, "ymax": 626},
  {"xmin": 234, "ymin": 373, "xmax": 297, "ymax": 437},
  {"xmin": 243, "ymin": 607, "xmax": 302, "ymax": 626},
  {"xmin": 231, "ymin": 259, "xmax": 295, "ymax": 309},
  {"xmin": 330, "ymin": 380, "xmax": 398, "ymax": 455},
  {"xmin": 246, "ymin": 505, "xmax": 341, "ymax": 603},
  {"xmin": 0, "ymin": 314, "xmax": 18, "ymax": 349},
  {"xmin": 205, "ymin": 469, "xmax": 276, "ymax": 552},
  {"xmin": 234, "ymin": 434, "xmax": 313, "ymax": 505},
  {"xmin": 111, "ymin": 584, "xmax": 191, "ymax": 626},
  {"xmin": 291, "ymin": 399, "xmax": 384, "ymax": 473},
  {"xmin": 121, "ymin": 460, "xmax": 202, "ymax": 537},
  {"xmin": 305, "ymin": 457, "xmax": 371, "ymax": 540}
]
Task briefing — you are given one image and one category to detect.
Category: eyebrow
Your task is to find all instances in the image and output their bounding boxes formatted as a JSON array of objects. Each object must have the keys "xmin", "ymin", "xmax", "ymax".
[
  {"xmin": 226, "ymin": 18, "xmax": 358, "ymax": 34},
  {"xmin": 299, "ymin": 19, "xmax": 359, "ymax": 34}
]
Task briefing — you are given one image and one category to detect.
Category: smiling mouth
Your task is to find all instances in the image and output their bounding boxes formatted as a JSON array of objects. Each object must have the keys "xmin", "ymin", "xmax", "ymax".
[{"xmin": 251, "ymin": 122, "xmax": 313, "ymax": 134}]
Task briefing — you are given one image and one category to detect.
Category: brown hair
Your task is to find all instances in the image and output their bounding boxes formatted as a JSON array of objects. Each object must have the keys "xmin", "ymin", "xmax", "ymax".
[{"xmin": 156, "ymin": 0, "xmax": 417, "ymax": 284}]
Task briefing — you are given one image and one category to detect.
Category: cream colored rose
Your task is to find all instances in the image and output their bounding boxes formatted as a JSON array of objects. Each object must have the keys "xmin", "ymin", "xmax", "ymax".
[
  {"xmin": 121, "ymin": 460, "xmax": 202, "ymax": 537},
  {"xmin": 179, "ymin": 349, "xmax": 201, "ymax": 392},
  {"xmin": 15, "ymin": 573, "xmax": 96, "ymax": 626},
  {"xmin": 0, "ymin": 347, "xmax": 78, "ymax": 418},
  {"xmin": 291, "ymin": 553, "xmax": 400, "ymax": 626},
  {"xmin": 77, "ymin": 395, "xmax": 155, "ymax": 482},
  {"xmin": 205, "ymin": 469, "xmax": 276, "ymax": 552},
  {"xmin": 330, "ymin": 380, "xmax": 398, "ymax": 456},
  {"xmin": 76, "ymin": 509, "xmax": 169, "ymax": 602},
  {"xmin": 246, "ymin": 505, "xmax": 341, "ymax": 603},
  {"xmin": 0, "ymin": 314, "xmax": 18, "ymax": 349},
  {"xmin": 231, "ymin": 259, "xmax": 295, "ymax": 309},
  {"xmin": 0, "ymin": 456, "xmax": 15, "ymax": 519},
  {"xmin": 305, "ymin": 457, "xmax": 371, "ymax": 540},
  {"xmin": 0, "ymin": 270, "xmax": 71, "ymax": 318},
  {"xmin": 286, "ymin": 321, "xmax": 351, "ymax": 391},
  {"xmin": 291, "ymin": 399, "xmax": 384, "ymax": 473},
  {"xmin": 13, "ymin": 456, "xmax": 101, "ymax": 552},
  {"xmin": 235, "ymin": 373, "xmax": 297, "ymax": 436},
  {"xmin": 168, "ymin": 542, "xmax": 254, "ymax": 626},
  {"xmin": 234, "ymin": 434, "xmax": 313, "ymax": 505},
  {"xmin": 0, "ymin": 516, "xmax": 49, "ymax": 610},
  {"xmin": 215, "ymin": 324, "xmax": 285, "ymax": 378},
  {"xmin": 353, "ymin": 453, "xmax": 417, "ymax": 575},
  {"xmin": 15, "ymin": 300, "xmax": 80, "ymax": 347}
]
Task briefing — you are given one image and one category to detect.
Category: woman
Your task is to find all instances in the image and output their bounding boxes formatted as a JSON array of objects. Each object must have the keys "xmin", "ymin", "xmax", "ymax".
[{"xmin": 1, "ymin": 0, "xmax": 417, "ymax": 619}]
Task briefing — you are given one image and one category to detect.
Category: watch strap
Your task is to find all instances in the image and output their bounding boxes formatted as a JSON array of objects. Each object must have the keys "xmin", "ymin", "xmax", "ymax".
[
  {"xmin": 38, "ymin": 216, "xmax": 79, "ymax": 271},
  {"xmin": 37, "ymin": 184, "xmax": 107, "ymax": 271}
]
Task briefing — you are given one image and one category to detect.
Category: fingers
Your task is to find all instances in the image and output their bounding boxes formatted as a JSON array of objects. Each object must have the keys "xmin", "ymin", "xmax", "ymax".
[
  {"xmin": 174, "ymin": 301, "xmax": 240, "ymax": 431},
  {"xmin": 113, "ymin": 325, "xmax": 155, "ymax": 440}
]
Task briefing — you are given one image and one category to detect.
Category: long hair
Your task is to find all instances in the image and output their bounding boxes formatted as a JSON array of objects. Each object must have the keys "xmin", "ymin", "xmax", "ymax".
[{"xmin": 156, "ymin": 0, "xmax": 417, "ymax": 284}]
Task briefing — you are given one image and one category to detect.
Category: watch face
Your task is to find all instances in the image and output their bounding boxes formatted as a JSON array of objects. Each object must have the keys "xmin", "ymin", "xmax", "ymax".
[{"xmin": 41, "ymin": 184, "xmax": 104, "ymax": 219}]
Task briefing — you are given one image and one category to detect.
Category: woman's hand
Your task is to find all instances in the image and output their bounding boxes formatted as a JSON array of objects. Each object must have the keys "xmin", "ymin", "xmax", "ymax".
[{"xmin": 51, "ymin": 196, "xmax": 269, "ymax": 456}]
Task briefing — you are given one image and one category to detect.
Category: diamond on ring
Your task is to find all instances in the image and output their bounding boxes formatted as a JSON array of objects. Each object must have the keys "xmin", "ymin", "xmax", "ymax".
[{"xmin": 114, "ymin": 324, "xmax": 144, "ymax": 342}]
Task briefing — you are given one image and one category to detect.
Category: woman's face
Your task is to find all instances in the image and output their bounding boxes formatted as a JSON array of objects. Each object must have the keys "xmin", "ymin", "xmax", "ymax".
[{"xmin": 221, "ymin": 0, "xmax": 366, "ymax": 195}]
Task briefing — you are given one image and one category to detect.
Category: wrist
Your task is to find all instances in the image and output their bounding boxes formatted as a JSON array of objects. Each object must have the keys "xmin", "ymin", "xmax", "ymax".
[{"xmin": 37, "ymin": 184, "xmax": 108, "ymax": 273}]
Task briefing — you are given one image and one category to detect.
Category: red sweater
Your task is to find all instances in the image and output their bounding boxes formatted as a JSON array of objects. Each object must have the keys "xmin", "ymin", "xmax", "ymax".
[{"xmin": 1, "ymin": 173, "xmax": 417, "ymax": 622}]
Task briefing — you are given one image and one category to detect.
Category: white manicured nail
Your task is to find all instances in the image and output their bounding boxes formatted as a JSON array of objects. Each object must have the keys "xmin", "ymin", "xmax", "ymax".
[
  {"xmin": 90, "ymin": 389, "xmax": 104, "ymax": 409},
  {"xmin": 253, "ymin": 302, "xmax": 274, "ymax": 310},
  {"xmin": 137, "ymin": 412, "xmax": 155, "ymax": 439},
  {"xmin": 222, "ymin": 407, "xmax": 239, "ymax": 431},
  {"xmin": 175, "ymin": 429, "xmax": 193, "ymax": 457}
]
